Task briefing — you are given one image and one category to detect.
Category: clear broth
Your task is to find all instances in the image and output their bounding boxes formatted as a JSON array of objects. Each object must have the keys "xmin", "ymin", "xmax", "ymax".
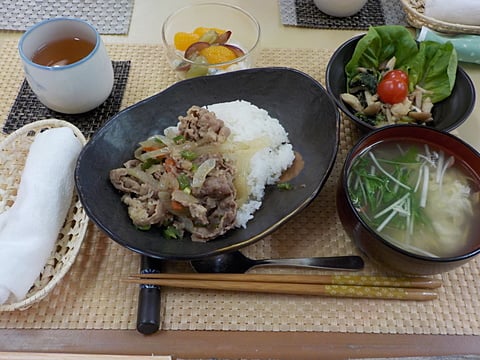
[
  {"xmin": 348, "ymin": 140, "xmax": 480, "ymax": 258},
  {"xmin": 31, "ymin": 37, "xmax": 95, "ymax": 67}
]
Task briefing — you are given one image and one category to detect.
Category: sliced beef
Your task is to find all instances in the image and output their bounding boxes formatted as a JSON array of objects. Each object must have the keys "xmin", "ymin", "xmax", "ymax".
[
  {"xmin": 178, "ymin": 106, "xmax": 230, "ymax": 144},
  {"xmin": 186, "ymin": 154, "xmax": 237, "ymax": 242},
  {"xmin": 110, "ymin": 160, "xmax": 172, "ymax": 228},
  {"xmin": 110, "ymin": 168, "xmax": 145, "ymax": 195},
  {"xmin": 122, "ymin": 193, "xmax": 170, "ymax": 228}
]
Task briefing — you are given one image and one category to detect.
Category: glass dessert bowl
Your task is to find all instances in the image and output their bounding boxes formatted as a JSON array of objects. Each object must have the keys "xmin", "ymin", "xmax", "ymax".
[{"xmin": 161, "ymin": 3, "xmax": 260, "ymax": 80}]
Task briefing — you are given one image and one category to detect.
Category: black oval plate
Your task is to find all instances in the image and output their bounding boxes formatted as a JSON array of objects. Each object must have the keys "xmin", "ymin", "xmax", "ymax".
[{"xmin": 75, "ymin": 67, "xmax": 340, "ymax": 260}]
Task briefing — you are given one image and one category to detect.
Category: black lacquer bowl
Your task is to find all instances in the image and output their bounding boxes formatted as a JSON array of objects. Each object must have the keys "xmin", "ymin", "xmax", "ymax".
[
  {"xmin": 337, "ymin": 125, "xmax": 480, "ymax": 274},
  {"xmin": 326, "ymin": 35, "xmax": 476, "ymax": 133},
  {"xmin": 75, "ymin": 68, "xmax": 340, "ymax": 260}
]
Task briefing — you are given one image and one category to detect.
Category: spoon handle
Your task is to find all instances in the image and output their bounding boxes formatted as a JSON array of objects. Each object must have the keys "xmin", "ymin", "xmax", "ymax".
[{"xmin": 254, "ymin": 256, "xmax": 364, "ymax": 271}]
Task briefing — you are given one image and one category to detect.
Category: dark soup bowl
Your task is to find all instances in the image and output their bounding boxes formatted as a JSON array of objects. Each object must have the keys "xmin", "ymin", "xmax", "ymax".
[
  {"xmin": 75, "ymin": 67, "xmax": 340, "ymax": 261},
  {"xmin": 326, "ymin": 34, "xmax": 476, "ymax": 133},
  {"xmin": 337, "ymin": 125, "xmax": 480, "ymax": 274}
]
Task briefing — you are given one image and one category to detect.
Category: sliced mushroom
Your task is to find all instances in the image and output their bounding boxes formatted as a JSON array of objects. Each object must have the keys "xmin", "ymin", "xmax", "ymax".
[
  {"xmin": 364, "ymin": 91, "xmax": 378, "ymax": 106},
  {"xmin": 410, "ymin": 88, "xmax": 423, "ymax": 109},
  {"xmin": 348, "ymin": 86, "xmax": 365, "ymax": 94},
  {"xmin": 380, "ymin": 57, "xmax": 396, "ymax": 71},
  {"xmin": 391, "ymin": 98, "xmax": 412, "ymax": 118},
  {"xmin": 384, "ymin": 106, "xmax": 394, "ymax": 124},
  {"xmin": 421, "ymin": 97, "xmax": 434, "ymax": 114},
  {"xmin": 363, "ymin": 102, "xmax": 382, "ymax": 116},
  {"xmin": 341, "ymin": 93, "xmax": 364, "ymax": 112},
  {"xmin": 408, "ymin": 111, "xmax": 433, "ymax": 122}
]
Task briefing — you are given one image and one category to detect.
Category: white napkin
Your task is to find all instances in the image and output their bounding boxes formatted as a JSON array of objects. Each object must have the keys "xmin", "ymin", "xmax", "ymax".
[
  {"xmin": 424, "ymin": 0, "xmax": 480, "ymax": 26},
  {"xmin": 0, "ymin": 127, "xmax": 82, "ymax": 305}
]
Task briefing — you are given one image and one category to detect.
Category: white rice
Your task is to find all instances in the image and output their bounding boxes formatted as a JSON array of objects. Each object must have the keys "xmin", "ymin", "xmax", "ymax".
[{"xmin": 206, "ymin": 100, "xmax": 295, "ymax": 228}]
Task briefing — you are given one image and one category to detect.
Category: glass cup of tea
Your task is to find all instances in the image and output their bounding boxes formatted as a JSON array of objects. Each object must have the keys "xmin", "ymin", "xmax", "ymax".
[{"xmin": 18, "ymin": 17, "xmax": 114, "ymax": 114}]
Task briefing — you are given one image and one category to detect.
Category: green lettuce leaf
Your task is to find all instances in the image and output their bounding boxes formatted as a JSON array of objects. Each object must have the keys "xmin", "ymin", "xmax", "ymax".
[
  {"xmin": 408, "ymin": 41, "xmax": 457, "ymax": 103},
  {"xmin": 345, "ymin": 26, "xmax": 418, "ymax": 79}
]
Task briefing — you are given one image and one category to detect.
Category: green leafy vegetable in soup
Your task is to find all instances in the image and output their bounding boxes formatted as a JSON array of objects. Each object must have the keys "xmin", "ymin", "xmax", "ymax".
[
  {"xmin": 347, "ymin": 141, "xmax": 480, "ymax": 258},
  {"xmin": 342, "ymin": 25, "xmax": 458, "ymax": 127}
]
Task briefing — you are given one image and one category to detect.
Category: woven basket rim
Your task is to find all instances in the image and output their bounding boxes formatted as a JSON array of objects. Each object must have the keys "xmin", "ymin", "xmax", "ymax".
[
  {"xmin": 400, "ymin": 0, "xmax": 480, "ymax": 34},
  {"xmin": 0, "ymin": 119, "xmax": 89, "ymax": 311}
]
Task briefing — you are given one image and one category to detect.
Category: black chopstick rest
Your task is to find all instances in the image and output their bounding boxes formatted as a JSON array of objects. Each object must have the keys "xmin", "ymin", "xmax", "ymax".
[{"xmin": 136, "ymin": 255, "xmax": 164, "ymax": 335}]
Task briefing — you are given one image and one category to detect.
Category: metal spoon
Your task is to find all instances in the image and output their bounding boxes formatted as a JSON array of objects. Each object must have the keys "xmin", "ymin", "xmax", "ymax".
[{"xmin": 190, "ymin": 251, "xmax": 364, "ymax": 273}]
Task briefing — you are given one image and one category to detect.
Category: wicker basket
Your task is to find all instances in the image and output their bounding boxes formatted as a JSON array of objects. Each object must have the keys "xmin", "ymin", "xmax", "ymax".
[
  {"xmin": 400, "ymin": 0, "xmax": 480, "ymax": 34},
  {"xmin": 0, "ymin": 119, "xmax": 89, "ymax": 311}
]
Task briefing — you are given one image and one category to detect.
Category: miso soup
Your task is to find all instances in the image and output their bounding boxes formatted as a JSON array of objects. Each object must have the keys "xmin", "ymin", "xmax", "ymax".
[{"xmin": 347, "ymin": 140, "xmax": 480, "ymax": 258}]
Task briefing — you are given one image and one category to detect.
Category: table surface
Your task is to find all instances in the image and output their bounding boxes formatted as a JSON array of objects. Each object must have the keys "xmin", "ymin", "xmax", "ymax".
[{"xmin": 1, "ymin": 1, "xmax": 480, "ymax": 359}]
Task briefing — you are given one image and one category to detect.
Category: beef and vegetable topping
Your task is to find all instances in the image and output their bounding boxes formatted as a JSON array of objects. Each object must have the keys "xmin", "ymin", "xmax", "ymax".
[{"xmin": 110, "ymin": 106, "xmax": 237, "ymax": 242}]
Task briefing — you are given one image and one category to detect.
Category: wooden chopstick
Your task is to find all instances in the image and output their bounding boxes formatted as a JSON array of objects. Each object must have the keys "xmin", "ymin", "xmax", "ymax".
[
  {"xmin": 124, "ymin": 274, "xmax": 441, "ymax": 301},
  {"xmin": 127, "ymin": 273, "xmax": 442, "ymax": 289}
]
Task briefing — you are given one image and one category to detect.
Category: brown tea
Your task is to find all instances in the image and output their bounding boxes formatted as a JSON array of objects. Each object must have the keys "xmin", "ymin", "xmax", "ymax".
[{"xmin": 31, "ymin": 37, "xmax": 95, "ymax": 67}]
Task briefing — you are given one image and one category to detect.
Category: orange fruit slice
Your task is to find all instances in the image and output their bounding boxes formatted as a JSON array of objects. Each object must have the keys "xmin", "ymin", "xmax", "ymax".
[
  {"xmin": 174, "ymin": 32, "xmax": 200, "ymax": 51},
  {"xmin": 199, "ymin": 45, "xmax": 237, "ymax": 65}
]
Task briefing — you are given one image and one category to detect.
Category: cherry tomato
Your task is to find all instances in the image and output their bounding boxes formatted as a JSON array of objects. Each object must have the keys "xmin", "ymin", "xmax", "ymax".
[
  {"xmin": 382, "ymin": 69, "xmax": 408, "ymax": 84},
  {"xmin": 377, "ymin": 78, "xmax": 408, "ymax": 104}
]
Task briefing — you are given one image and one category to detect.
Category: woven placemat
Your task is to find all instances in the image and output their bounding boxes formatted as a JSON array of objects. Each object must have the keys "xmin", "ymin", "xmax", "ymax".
[
  {"xmin": 0, "ymin": 41, "xmax": 479, "ymax": 335},
  {"xmin": 0, "ymin": 0, "xmax": 133, "ymax": 34},
  {"xmin": 3, "ymin": 61, "xmax": 130, "ymax": 138},
  {"xmin": 279, "ymin": 0, "xmax": 408, "ymax": 30}
]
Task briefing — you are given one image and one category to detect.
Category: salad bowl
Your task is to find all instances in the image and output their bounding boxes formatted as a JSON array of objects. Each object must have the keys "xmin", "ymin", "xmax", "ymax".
[
  {"xmin": 75, "ymin": 68, "xmax": 340, "ymax": 261},
  {"xmin": 326, "ymin": 31, "xmax": 476, "ymax": 133}
]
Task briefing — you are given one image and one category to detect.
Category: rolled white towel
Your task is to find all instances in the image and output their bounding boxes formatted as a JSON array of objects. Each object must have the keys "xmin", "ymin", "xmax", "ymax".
[
  {"xmin": 424, "ymin": 0, "xmax": 480, "ymax": 26},
  {"xmin": 0, "ymin": 127, "xmax": 82, "ymax": 304}
]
